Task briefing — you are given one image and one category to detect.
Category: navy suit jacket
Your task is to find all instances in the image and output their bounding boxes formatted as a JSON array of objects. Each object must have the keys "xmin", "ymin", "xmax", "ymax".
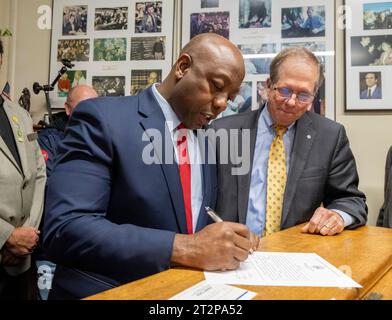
[
  {"xmin": 360, "ymin": 86, "xmax": 382, "ymax": 99},
  {"xmin": 43, "ymin": 87, "xmax": 217, "ymax": 299}
]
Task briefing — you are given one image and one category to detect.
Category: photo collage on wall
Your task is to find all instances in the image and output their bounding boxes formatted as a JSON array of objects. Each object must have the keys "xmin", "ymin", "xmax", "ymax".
[
  {"xmin": 346, "ymin": 0, "xmax": 392, "ymax": 110},
  {"xmin": 50, "ymin": 0, "xmax": 174, "ymax": 108},
  {"xmin": 182, "ymin": 0, "xmax": 335, "ymax": 120}
]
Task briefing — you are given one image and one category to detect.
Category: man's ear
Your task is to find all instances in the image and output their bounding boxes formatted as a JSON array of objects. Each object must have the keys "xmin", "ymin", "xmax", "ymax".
[
  {"xmin": 64, "ymin": 103, "xmax": 71, "ymax": 116},
  {"xmin": 266, "ymin": 78, "xmax": 272, "ymax": 89},
  {"xmin": 174, "ymin": 53, "xmax": 192, "ymax": 80}
]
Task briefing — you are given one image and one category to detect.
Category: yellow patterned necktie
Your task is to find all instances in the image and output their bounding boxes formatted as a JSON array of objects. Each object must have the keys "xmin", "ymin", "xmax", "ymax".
[{"xmin": 265, "ymin": 125, "xmax": 288, "ymax": 236}]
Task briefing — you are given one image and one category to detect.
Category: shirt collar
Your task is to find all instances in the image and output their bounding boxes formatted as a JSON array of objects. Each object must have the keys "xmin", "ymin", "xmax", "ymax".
[
  {"xmin": 261, "ymin": 102, "xmax": 296, "ymax": 131},
  {"xmin": 151, "ymin": 83, "xmax": 181, "ymax": 133}
]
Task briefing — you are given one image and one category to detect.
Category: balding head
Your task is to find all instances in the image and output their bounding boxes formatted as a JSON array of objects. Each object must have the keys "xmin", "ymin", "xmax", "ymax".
[
  {"xmin": 158, "ymin": 33, "xmax": 245, "ymax": 129},
  {"xmin": 180, "ymin": 33, "xmax": 244, "ymax": 74},
  {"xmin": 65, "ymin": 85, "xmax": 98, "ymax": 116}
]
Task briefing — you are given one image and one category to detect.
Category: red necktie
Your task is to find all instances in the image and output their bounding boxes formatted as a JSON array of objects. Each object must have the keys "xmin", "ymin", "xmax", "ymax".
[{"xmin": 176, "ymin": 123, "xmax": 193, "ymax": 234}]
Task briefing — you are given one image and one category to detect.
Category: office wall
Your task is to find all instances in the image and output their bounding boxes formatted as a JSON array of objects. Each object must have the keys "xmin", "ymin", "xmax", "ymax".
[
  {"xmin": 0, "ymin": 0, "xmax": 51, "ymax": 123},
  {"xmin": 2, "ymin": 0, "xmax": 390, "ymax": 225},
  {"xmin": 335, "ymin": 0, "xmax": 392, "ymax": 225}
]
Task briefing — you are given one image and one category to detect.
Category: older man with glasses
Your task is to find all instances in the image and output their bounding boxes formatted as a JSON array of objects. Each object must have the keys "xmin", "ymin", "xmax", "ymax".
[{"xmin": 212, "ymin": 47, "xmax": 367, "ymax": 237}]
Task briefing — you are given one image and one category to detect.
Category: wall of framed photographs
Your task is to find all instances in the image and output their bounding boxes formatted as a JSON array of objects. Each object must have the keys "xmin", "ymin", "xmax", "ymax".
[
  {"xmin": 49, "ymin": 0, "xmax": 174, "ymax": 108},
  {"xmin": 345, "ymin": 0, "xmax": 392, "ymax": 111},
  {"xmin": 182, "ymin": 0, "xmax": 335, "ymax": 120}
]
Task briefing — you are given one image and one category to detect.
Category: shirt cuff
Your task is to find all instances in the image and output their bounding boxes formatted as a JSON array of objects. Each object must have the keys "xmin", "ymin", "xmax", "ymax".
[{"xmin": 331, "ymin": 209, "xmax": 354, "ymax": 228}]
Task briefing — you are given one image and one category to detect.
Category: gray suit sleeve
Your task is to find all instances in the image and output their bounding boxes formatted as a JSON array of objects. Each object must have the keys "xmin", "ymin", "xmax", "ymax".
[{"xmin": 325, "ymin": 126, "xmax": 368, "ymax": 229}]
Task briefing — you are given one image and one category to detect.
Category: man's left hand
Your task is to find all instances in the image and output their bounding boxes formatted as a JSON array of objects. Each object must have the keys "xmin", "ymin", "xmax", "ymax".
[
  {"xmin": 301, "ymin": 207, "xmax": 344, "ymax": 236},
  {"xmin": 1, "ymin": 249, "xmax": 25, "ymax": 266}
]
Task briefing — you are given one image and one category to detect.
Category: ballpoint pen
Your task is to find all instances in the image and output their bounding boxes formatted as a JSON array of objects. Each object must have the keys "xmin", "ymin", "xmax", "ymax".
[
  {"xmin": 205, "ymin": 206, "xmax": 223, "ymax": 222},
  {"xmin": 205, "ymin": 206, "xmax": 255, "ymax": 254}
]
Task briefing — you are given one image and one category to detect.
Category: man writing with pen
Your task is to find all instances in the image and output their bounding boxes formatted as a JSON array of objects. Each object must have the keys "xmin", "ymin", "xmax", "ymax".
[{"xmin": 43, "ymin": 33, "xmax": 259, "ymax": 300}]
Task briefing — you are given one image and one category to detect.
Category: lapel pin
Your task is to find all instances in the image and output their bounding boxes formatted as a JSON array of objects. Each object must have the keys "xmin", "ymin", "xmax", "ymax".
[
  {"xmin": 17, "ymin": 129, "xmax": 24, "ymax": 142},
  {"xmin": 306, "ymin": 135, "xmax": 311, "ymax": 139},
  {"xmin": 12, "ymin": 115, "xmax": 19, "ymax": 124}
]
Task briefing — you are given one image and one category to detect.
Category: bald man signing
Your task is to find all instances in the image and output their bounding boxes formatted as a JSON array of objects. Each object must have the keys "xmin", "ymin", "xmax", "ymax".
[{"xmin": 43, "ymin": 34, "xmax": 259, "ymax": 299}]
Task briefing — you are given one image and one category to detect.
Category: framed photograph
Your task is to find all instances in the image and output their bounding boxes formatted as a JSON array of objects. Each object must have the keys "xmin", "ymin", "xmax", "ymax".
[
  {"xmin": 182, "ymin": 0, "xmax": 335, "ymax": 120},
  {"xmin": 50, "ymin": 0, "xmax": 174, "ymax": 108},
  {"xmin": 345, "ymin": 0, "xmax": 392, "ymax": 110}
]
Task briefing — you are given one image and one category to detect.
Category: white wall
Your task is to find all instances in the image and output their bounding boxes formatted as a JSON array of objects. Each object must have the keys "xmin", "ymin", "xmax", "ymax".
[
  {"xmin": 0, "ymin": 0, "xmax": 51, "ymax": 123},
  {"xmin": 2, "ymin": 0, "xmax": 390, "ymax": 225},
  {"xmin": 335, "ymin": 0, "xmax": 392, "ymax": 225}
]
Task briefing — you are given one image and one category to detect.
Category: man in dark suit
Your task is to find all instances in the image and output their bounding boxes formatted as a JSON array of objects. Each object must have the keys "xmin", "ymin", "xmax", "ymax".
[
  {"xmin": 212, "ymin": 47, "xmax": 367, "ymax": 238},
  {"xmin": 359, "ymin": 72, "xmax": 382, "ymax": 99},
  {"xmin": 43, "ymin": 33, "xmax": 258, "ymax": 299}
]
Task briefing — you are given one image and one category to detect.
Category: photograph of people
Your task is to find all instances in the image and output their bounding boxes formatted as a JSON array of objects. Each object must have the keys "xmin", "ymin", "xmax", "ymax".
[
  {"xmin": 351, "ymin": 35, "xmax": 392, "ymax": 66},
  {"xmin": 92, "ymin": 76, "xmax": 125, "ymax": 97},
  {"xmin": 57, "ymin": 73, "xmax": 71, "ymax": 97},
  {"xmin": 190, "ymin": 12, "xmax": 230, "ymax": 39},
  {"xmin": 359, "ymin": 72, "xmax": 382, "ymax": 99},
  {"xmin": 239, "ymin": 0, "xmax": 271, "ymax": 28},
  {"xmin": 94, "ymin": 7, "xmax": 128, "ymax": 30},
  {"xmin": 282, "ymin": 6, "xmax": 325, "ymax": 38},
  {"xmin": 93, "ymin": 38, "xmax": 127, "ymax": 61},
  {"xmin": 131, "ymin": 36, "xmax": 166, "ymax": 60},
  {"xmin": 62, "ymin": 6, "xmax": 87, "ymax": 36},
  {"xmin": 57, "ymin": 39, "xmax": 90, "ymax": 62},
  {"xmin": 130, "ymin": 69, "xmax": 162, "ymax": 95},
  {"xmin": 72, "ymin": 70, "xmax": 87, "ymax": 87},
  {"xmin": 135, "ymin": 2, "xmax": 162, "ymax": 33},
  {"xmin": 363, "ymin": 2, "xmax": 392, "ymax": 30}
]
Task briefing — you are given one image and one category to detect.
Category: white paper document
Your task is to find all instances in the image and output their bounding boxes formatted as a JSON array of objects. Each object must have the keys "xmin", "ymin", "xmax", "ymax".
[
  {"xmin": 169, "ymin": 280, "xmax": 257, "ymax": 300},
  {"xmin": 204, "ymin": 252, "xmax": 362, "ymax": 288}
]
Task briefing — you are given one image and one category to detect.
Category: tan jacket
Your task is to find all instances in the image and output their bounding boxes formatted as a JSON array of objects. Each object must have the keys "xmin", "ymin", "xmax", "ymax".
[{"xmin": 0, "ymin": 95, "xmax": 46, "ymax": 275}]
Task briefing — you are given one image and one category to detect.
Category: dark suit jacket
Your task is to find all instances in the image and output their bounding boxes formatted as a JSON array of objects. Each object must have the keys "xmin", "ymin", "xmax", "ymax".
[
  {"xmin": 211, "ymin": 107, "xmax": 367, "ymax": 230},
  {"xmin": 43, "ymin": 87, "xmax": 216, "ymax": 299},
  {"xmin": 377, "ymin": 145, "xmax": 392, "ymax": 228}
]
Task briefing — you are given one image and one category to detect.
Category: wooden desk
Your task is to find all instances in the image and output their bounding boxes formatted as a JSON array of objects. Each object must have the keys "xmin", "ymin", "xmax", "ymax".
[{"xmin": 86, "ymin": 225, "xmax": 392, "ymax": 300}]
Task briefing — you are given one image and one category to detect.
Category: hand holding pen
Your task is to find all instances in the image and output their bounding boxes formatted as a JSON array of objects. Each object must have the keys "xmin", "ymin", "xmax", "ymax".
[
  {"xmin": 171, "ymin": 207, "xmax": 260, "ymax": 272},
  {"xmin": 205, "ymin": 207, "xmax": 259, "ymax": 254}
]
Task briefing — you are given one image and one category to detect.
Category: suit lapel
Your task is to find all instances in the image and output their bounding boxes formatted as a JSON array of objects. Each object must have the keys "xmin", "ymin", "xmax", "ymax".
[
  {"xmin": 1, "ymin": 100, "xmax": 24, "ymax": 175},
  {"xmin": 281, "ymin": 113, "xmax": 316, "ymax": 226},
  {"xmin": 138, "ymin": 88, "xmax": 188, "ymax": 234},
  {"xmin": 237, "ymin": 108, "xmax": 263, "ymax": 224}
]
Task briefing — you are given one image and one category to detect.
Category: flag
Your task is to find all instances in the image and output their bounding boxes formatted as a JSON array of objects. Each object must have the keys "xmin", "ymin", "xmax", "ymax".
[{"xmin": 2, "ymin": 81, "xmax": 11, "ymax": 100}]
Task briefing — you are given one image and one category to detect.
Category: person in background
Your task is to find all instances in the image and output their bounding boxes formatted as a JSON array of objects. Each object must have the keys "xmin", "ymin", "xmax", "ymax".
[
  {"xmin": 38, "ymin": 84, "xmax": 98, "ymax": 177},
  {"xmin": 35, "ymin": 84, "xmax": 97, "ymax": 300},
  {"xmin": 0, "ymin": 38, "xmax": 46, "ymax": 300}
]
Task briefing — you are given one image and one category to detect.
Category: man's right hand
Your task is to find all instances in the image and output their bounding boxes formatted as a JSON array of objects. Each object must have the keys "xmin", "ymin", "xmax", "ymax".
[
  {"xmin": 171, "ymin": 222, "xmax": 259, "ymax": 271},
  {"xmin": 4, "ymin": 227, "xmax": 40, "ymax": 257}
]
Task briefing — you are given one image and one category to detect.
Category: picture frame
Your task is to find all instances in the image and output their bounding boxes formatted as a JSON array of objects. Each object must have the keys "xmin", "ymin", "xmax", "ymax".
[
  {"xmin": 49, "ymin": 0, "xmax": 174, "ymax": 108},
  {"xmin": 345, "ymin": 0, "xmax": 392, "ymax": 111},
  {"xmin": 182, "ymin": 0, "xmax": 336, "ymax": 120}
]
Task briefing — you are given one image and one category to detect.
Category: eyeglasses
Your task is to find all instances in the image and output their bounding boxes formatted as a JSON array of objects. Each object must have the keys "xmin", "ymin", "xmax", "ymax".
[{"xmin": 273, "ymin": 86, "xmax": 315, "ymax": 104}]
